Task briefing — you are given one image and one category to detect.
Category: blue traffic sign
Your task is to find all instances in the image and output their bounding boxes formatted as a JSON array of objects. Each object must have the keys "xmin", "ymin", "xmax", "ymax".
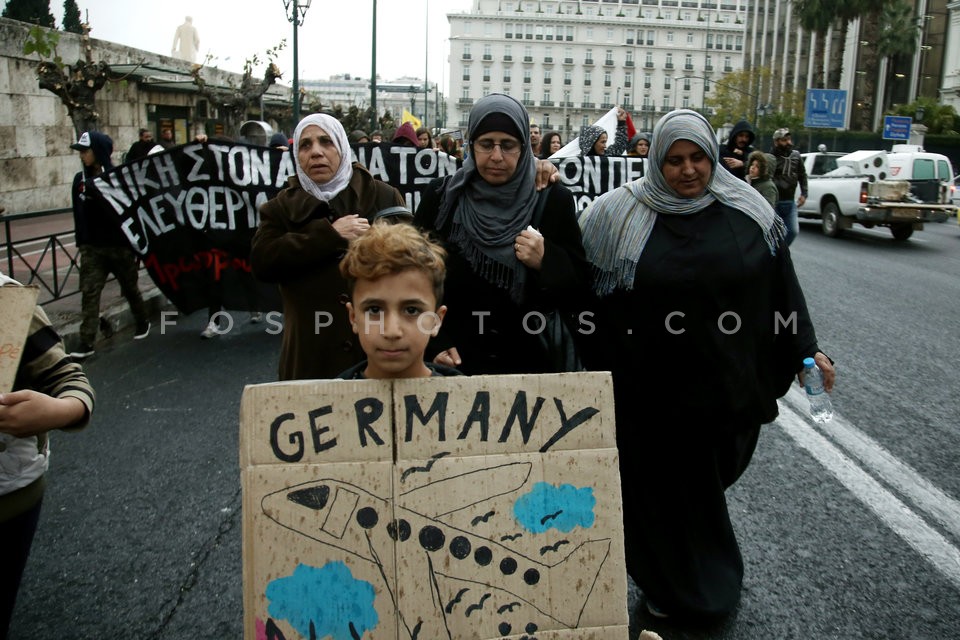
[
  {"xmin": 882, "ymin": 115, "xmax": 912, "ymax": 141},
  {"xmin": 804, "ymin": 89, "xmax": 847, "ymax": 128}
]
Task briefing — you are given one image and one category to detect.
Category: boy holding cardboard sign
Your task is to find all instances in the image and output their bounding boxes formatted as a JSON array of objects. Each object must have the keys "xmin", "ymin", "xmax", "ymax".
[
  {"xmin": 337, "ymin": 222, "xmax": 459, "ymax": 380},
  {"xmin": 0, "ymin": 274, "xmax": 95, "ymax": 636}
]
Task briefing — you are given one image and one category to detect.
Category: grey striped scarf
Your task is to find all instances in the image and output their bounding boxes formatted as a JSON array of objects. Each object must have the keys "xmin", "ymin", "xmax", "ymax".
[{"xmin": 578, "ymin": 109, "xmax": 783, "ymax": 297}]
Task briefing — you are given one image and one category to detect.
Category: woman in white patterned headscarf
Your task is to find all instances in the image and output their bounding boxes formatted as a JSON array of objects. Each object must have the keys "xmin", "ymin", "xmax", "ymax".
[
  {"xmin": 578, "ymin": 109, "xmax": 836, "ymax": 622},
  {"xmin": 250, "ymin": 114, "xmax": 406, "ymax": 381}
]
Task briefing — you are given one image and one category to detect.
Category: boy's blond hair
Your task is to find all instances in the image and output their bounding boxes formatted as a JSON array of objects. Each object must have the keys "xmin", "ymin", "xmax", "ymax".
[{"xmin": 339, "ymin": 223, "xmax": 447, "ymax": 303}]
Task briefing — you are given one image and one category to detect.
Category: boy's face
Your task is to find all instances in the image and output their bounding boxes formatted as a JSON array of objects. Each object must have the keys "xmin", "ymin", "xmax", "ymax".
[{"xmin": 347, "ymin": 269, "xmax": 447, "ymax": 379}]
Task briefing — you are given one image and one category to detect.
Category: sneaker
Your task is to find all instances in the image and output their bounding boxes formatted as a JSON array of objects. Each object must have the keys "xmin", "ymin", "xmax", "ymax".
[
  {"xmin": 200, "ymin": 320, "xmax": 220, "ymax": 339},
  {"xmin": 249, "ymin": 312, "xmax": 263, "ymax": 324},
  {"xmin": 70, "ymin": 344, "xmax": 95, "ymax": 359},
  {"xmin": 645, "ymin": 599, "xmax": 670, "ymax": 619},
  {"xmin": 99, "ymin": 316, "xmax": 115, "ymax": 338},
  {"xmin": 134, "ymin": 321, "xmax": 151, "ymax": 340}
]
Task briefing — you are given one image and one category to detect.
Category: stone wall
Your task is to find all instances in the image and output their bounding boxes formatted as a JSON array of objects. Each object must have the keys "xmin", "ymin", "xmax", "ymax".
[{"xmin": 0, "ymin": 17, "xmax": 286, "ymax": 214}]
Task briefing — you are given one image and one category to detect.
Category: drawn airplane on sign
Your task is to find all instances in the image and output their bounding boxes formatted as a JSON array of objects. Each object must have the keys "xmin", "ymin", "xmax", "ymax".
[{"xmin": 260, "ymin": 460, "xmax": 612, "ymax": 639}]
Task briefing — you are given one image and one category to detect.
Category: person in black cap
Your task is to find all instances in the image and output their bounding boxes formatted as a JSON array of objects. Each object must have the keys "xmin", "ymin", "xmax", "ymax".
[
  {"xmin": 69, "ymin": 131, "xmax": 151, "ymax": 358},
  {"xmin": 769, "ymin": 127, "xmax": 807, "ymax": 246},
  {"xmin": 413, "ymin": 93, "xmax": 591, "ymax": 374}
]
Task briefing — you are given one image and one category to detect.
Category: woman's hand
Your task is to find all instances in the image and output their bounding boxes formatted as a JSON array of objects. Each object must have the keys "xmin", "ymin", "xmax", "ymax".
[
  {"xmin": 797, "ymin": 352, "xmax": 836, "ymax": 393},
  {"xmin": 814, "ymin": 352, "xmax": 835, "ymax": 392},
  {"xmin": 332, "ymin": 214, "xmax": 370, "ymax": 240},
  {"xmin": 515, "ymin": 229, "xmax": 545, "ymax": 270},
  {"xmin": 616, "ymin": 107, "xmax": 628, "ymax": 122},
  {"xmin": 434, "ymin": 347, "xmax": 461, "ymax": 367}
]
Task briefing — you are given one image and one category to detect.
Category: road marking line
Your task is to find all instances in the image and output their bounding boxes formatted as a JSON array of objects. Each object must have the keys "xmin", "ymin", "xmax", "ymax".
[
  {"xmin": 781, "ymin": 386, "xmax": 960, "ymax": 541},
  {"xmin": 775, "ymin": 401, "xmax": 960, "ymax": 590}
]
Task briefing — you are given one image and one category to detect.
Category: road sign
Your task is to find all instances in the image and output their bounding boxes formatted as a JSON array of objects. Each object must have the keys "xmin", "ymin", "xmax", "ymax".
[
  {"xmin": 882, "ymin": 115, "xmax": 912, "ymax": 141},
  {"xmin": 804, "ymin": 89, "xmax": 847, "ymax": 128}
]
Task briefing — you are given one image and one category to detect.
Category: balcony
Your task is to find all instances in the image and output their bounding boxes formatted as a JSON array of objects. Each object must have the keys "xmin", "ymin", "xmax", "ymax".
[
  {"xmin": 704, "ymin": 64, "xmax": 713, "ymax": 71},
  {"xmin": 581, "ymin": 102, "xmax": 596, "ymax": 109},
  {"xmin": 523, "ymin": 56, "xmax": 534, "ymax": 62},
  {"xmin": 458, "ymin": 98, "xmax": 474, "ymax": 105},
  {"xmin": 604, "ymin": 81, "xmax": 612, "ymax": 87},
  {"xmin": 685, "ymin": 64, "xmax": 694, "ymax": 70},
  {"xmin": 584, "ymin": 58, "xmax": 595, "ymax": 65},
  {"xmin": 483, "ymin": 54, "xmax": 492, "ymax": 61},
  {"xmin": 600, "ymin": 102, "xmax": 615, "ymax": 109},
  {"xmin": 584, "ymin": 79, "xmax": 592, "ymax": 86},
  {"xmin": 564, "ymin": 57, "xmax": 574, "ymax": 64},
  {"xmin": 724, "ymin": 66, "xmax": 733, "ymax": 72},
  {"xmin": 604, "ymin": 59, "xmax": 615, "ymax": 66},
  {"xmin": 544, "ymin": 78, "xmax": 552, "ymax": 84},
  {"xmin": 503, "ymin": 55, "xmax": 513, "ymax": 62},
  {"xmin": 541, "ymin": 100, "xmax": 555, "ymax": 107},
  {"xmin": 544, "ymin": 57, "xmax": 553, "ymax": 64},
  {"xmin": 665, "ymin": 63, "xmax": 674, "ymax": 69},
  {"xmin": 503, "ymin": 77, "xmax": 512, "ymax": 83},
  {"xmin": 624, "ymin": 81, "xmax": 632, "ymax": 88},
  {"xmin": 625, "ymin": 60, "xmax": 635, "ymax": 67},
  {"xmin": 560, "ymin": 101, "xmax": 575, "ymax": 107},
  {"xmin": 626, "ymin": 38, "xmax": 634, "ymax": 44},
  {"xmin": 461, "ymin": 53, "xmax": 472, "ymax": 60},
  {"xmin": 645, "ymin": 61, "xmax": 654, "ymax": 68},
  {"xmin": 564, "ymin": 78, "xmax": 572, "ymax": 85},
  {"xmin": 522, "ymin": 99, "xmax": 535, "ymax": 106}
]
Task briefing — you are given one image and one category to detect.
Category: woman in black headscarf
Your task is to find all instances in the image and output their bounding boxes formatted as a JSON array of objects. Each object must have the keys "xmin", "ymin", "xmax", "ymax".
[
  {"xmin": 414, "ymin": 94, "xmax": 591, "ymax": 374},
  {"xmin": 579, "ymin": 109, "xmax": 835, "ymax": 622}
]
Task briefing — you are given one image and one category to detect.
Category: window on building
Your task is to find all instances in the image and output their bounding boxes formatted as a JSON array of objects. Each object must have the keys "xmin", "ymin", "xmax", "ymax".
[
  {"xmin": 483, "ymin": 65, "xmax": 491, "ymax": 81},
  {"xmin": 645, "ymin": 51, "xmax": 653, "ymax": 66},
  {"xmin": 504, "ymin": 70, "xmax": 512, "ymax": 83},
  {"xmin": 523, "ymin": 89, "xmax": 531, "ymax": 103},
  {"xmin": 564, "ymin": 70, "xmax": 572, "ymax": 84},
  {"xmin": 463, "ymin": 67, "xmax": 471, "ymax": 81},
  {"xmin": 683, "ymin": 77, "xmax": 691, "ymax": 90},
  {"xmin": 647, "ymin": 30, "xmax": 655, "ymax": 45},
  {"xmin": 687, "ymin": 32, "xmax": 694, "ymax": 44},
  {"xmin": 664, "ymin": 77, "xmax": 672, "ymax": 90},
  {"xmin": 523, "ymin": 69, "xmax": 532, "ymax": 83},
  {"xmin": 666, "ymin": 53, "xmax": 673, "ymax": 68},
  {"xmin": 543, "ymin": 90, "xmax": 551, "ymax": 103},
  {"xmin": 627, "ymin": 28, "xmax": 636, "ymax": 44},
  {"xmin": 667, "ymin": 31, "xmax": 674, "ymax": 43},
  {"xmin": 685, "ymin": 54, "xmax": 693, "ymax": 69},
  {"xmin": 544, "ymin": 69, "xmax": 552, "ymax": 83},
  {"xmin": 524, "ymin": 45, "xmax": 533, "ymax": 60},
  {"xmin": 546, "ymin": 25, "xmax": 554, "ymax": 40},
  {"xmin": 536, "ymin": 25, "xmax": 543, "ymax": 40},
  {"xmin": 644, "ymin": 73, "xmax": 651, "ymax": 88},
  {"xmin": 607, "ymin": 27, "xmax": 614, "ymax": 41},
  {"xmin": 726, "ymin": 35, "xmax": 733, "ymax": 50},
  {"xmin": 483, "ymin": 44, "xmax": 492, "ymax": 59},
  {"xmin": 625, "ymin": 72, "xmax": 633, "ymax": 87},
  {"xmin": 706, "ymin": 34, "xmax": 714, "ymax": 48},
  {"xmin": 586, "ymin": 27, "xmax": 594, "ymax": 40},
  {"xmin": 566, "ymin": 26, "xmax": 574, "ymax": 40},
  {"xmin": 585, "ymin": 70, "xmax": 592, "ymax": 85},
  {"xmin": 603, "ymin": 91, "xmax": 611, "ymax": 106}
]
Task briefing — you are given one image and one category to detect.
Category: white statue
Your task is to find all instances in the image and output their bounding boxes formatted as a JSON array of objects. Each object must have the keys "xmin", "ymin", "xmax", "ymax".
[{"xmin": 172, "ymin": 16, "xmax": 200, "ymax": 62}]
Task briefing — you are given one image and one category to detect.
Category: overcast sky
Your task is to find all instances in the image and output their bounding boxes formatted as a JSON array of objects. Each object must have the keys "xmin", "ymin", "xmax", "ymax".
[{"xmin": 54, "ymin": 1, "xmax": 474, "ymax": 91}]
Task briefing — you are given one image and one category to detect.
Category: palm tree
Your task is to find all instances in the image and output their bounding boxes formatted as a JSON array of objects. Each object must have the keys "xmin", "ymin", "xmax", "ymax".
[
  {"xmin": 877, "ymin": 0, "xmax": 921, "ymax": 114},
  {"xmin": 793, "ymin": 0, "xmax": 834, "ymax": 88}
]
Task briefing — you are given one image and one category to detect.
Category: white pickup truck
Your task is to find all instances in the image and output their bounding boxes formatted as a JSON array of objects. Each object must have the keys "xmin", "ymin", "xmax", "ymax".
[{"xmin": 797, "ymin": 148, "xmax": 955, "ymax": 240}]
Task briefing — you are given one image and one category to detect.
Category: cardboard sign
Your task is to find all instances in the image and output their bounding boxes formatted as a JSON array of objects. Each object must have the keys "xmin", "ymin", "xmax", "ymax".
[
  {"xmin": 0, "ymin": 285, "xmax": 40, "ymax": 393},
  {"xmin": 239, "ymin": 372, "xmax": 628, "ymax": 639}
]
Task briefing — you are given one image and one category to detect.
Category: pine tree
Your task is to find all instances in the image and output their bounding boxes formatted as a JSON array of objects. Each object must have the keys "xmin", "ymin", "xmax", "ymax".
[
  {"xmin": 2, "ymin": 0, "xmax": 56, "ymax": 27},
  {"xmin": 61, "ymin": 0, "xmax": 82, "ymax": 33}
]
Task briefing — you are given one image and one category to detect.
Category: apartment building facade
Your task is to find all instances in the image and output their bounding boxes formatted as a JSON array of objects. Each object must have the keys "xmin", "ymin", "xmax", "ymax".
[{"xmin": 445, "ymin": 0, "xmax": 750, "ymax": 139}]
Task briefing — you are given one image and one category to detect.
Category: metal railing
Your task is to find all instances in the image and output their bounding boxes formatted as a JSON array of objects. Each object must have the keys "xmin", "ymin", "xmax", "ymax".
[{"xmin": 2, "ymin": 207, "xmax": 82, "ymax": 303}]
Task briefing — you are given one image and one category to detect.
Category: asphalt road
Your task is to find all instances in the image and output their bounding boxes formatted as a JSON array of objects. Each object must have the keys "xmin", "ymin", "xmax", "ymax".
[{"xmin": 8, "ymin": 217, "xmax": 960, "ymax": 639}]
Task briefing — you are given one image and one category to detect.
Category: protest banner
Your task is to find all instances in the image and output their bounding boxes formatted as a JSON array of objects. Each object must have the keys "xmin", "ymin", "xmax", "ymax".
[
  {"xmin": 0, "ymin": 285, "xmax": 40, "ymax": 393},
  {"xmin": 94, "ymin": 141, "xmax": 636, "ymax": 315},
  {"xmin": 239, "ymin": 372, "xmax": 628, "ymax": 639}
]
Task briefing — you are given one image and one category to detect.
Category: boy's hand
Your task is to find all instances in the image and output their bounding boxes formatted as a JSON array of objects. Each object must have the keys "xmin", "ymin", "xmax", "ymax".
[
  {"xmin": 0, "ymin": 390, "xmax": 86, "ymax": 437},
  {"xmin": 434, "ymin": 347, "xmax": 461, "ymax": 367},
  {"xmin": 534, "ymin": 159, "xmax": 559, "ymax": 191},
  {"xmin": 333, "ymin": 214, "xmax": 370, "ymax": 240}
]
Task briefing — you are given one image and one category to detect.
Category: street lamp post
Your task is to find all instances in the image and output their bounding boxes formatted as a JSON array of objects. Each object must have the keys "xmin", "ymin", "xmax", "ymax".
[
  {"xmin": 370, "ymin": 0, "xmax": 378, "ymax": 131},
  {"xmin": 283, "ymin": 0, "xmax": 312, "ymax": 125}
]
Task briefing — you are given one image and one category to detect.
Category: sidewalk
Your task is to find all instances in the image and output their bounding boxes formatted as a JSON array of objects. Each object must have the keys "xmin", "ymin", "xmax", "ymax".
[{"xmin": 41, "ymin": 270, "xmax": 172, "ymax": 354}]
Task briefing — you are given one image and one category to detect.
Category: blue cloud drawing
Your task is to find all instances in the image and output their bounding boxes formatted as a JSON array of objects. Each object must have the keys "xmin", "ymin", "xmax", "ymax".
[
  {"xmin": 266, "ymin": 561, "xmax": 378, "ymax": 639},
  {"xmin": 513, "ymin": 482, "xmax": 596, "ymax": 533}
]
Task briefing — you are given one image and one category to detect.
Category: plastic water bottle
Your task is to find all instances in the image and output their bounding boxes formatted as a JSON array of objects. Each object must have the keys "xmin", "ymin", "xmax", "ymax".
[{"xmin": 803, "ymin": 357, "xmax": 833, "ymax": 423}]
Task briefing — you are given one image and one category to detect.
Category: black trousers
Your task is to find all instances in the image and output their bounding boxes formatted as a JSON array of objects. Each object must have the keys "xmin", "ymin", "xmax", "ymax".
[{"xmin": 0, "ymin": 498, "xmax": 43, "ymax": 637}]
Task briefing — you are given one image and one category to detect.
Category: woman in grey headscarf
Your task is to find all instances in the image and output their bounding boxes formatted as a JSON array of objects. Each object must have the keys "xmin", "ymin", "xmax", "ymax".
[
  {"xmin": 578, "ymin": 109, "xmax": 835, "ymax": 622},
  {"xmin": 251, "ymin": 113, "xmax": 405, "ymax": 380},
  {"xmin": 414, "ymin": 93, "xmax": 591, "ymax": 374}
]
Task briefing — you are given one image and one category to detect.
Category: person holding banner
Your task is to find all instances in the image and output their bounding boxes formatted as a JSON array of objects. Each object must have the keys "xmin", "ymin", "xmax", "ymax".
[
  {"xmin": 578, "ymin": 107, "xmax": 629, "ymax": 157},
  {"xmin": 414, "ymin": 93, "xmax": 591, "ymax": 375},
  {"xmin": 578, "ymin": 109, "xmax": 835, "ymax": 623},
  {"xmin": 250, "ymin": 114, "xmax": 406, "ymax": 381}
]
